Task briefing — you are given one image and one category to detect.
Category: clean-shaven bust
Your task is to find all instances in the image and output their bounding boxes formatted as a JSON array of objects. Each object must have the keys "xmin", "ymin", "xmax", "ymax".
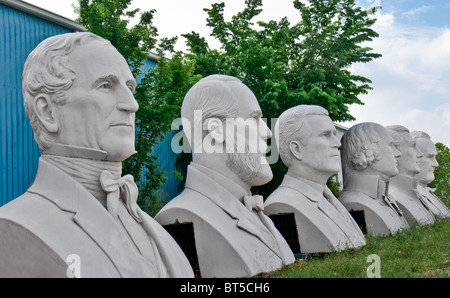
[
  {"xmin": 0, "ymin": 32, "xmax": 193, "ymax": 278},
  {"xmin": 155, "ymin": 74, "xmax": 294, "ymax": 277},
  {"xmin": 410, "ymin": 131, "xmax": 450, "ymax": 220},
  {"xmin": 264, "ymin": 105, "xmax": 365, "ymax": 254},
  {"xmin": 386, "ymin": 125, "xmax": 436, "ymax": 226},
  {"xmin": 338, "ymin": 122, "xmax": 409, "ymax": 236}
]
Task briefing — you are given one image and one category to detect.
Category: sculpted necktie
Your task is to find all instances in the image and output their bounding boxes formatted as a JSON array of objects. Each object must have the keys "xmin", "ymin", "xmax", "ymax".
[{"xmin": 100, "ymin": 170, "xmax": 142, "ymax": 223}]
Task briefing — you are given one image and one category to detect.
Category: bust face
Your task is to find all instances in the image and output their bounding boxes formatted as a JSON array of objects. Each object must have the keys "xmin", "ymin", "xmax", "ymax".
[
  {"xmin": 394, "ymin": 131, "xmax": 423, "ymax": 177},
  {"xmin": 415, "ymin": 138, "xmax": 439, "ymax": 185},
  {"xmin": 369, "ymin": 127, "xmax": 400, "ymax": 180},
  {"xmin": 297, "ymin": 114, "xmax": 341, "ymax": 177},
  {"xmin": 225, "ymin": 81, "xmax": 273, "ymax": 186},
  {"xmin": 52, "ymin": 41, "xmax": 139, "ymax": 161}
]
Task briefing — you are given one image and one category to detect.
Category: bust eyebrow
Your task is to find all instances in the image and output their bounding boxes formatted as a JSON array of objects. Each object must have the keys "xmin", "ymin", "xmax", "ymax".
[
  {"xmin": 126, "ymin": 79, "xmax": 137, "ymax": 91},
  {"xmin": 92, "ymin": 74, "xmax": 119, "ymax": 88},
  {"xmin": 318, "ymin": 127, "xmax": 337, "ymax": 136}
]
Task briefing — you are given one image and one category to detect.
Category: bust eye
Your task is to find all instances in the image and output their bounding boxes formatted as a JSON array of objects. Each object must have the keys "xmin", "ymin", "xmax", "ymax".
[
  {"xmin": 98, "ymin": 81, "xmax": 111, "ymax": 90},
  {"xmin": 321, "ymin": 131, "xmax": 333, "ymax": 137},
  {"xmin": 127, "ymin": 84, "xmax": 135, "ymax": 93}
]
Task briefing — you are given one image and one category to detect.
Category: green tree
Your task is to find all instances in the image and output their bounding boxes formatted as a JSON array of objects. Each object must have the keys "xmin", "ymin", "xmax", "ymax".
[
  {"xmin": 76, "ymin": 0, "xmax": 157, "ymax": 76},
  {"xmin": 75, "ymin": 0, "xmax": 200, "ymax": 215},
  {"xmin": 182, "ymin": 0, "xmax": 381, "ymax": 197},
  {"xmin": 429, "ymin": 142, "xmax": 450, "ymax": 207},
  {"xmin": 127, "ymin": 53, "xmax": 201, "ymax": 214}
]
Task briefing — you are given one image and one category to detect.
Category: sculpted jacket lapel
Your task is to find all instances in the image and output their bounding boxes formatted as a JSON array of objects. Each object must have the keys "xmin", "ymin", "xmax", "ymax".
[
  {"xmin": 27, "ymin": 158, "xmax": 151, "ymax": 277},
  {"xmin": 281, "ymin": 175, "xmax": 359, "ymax": 240},
  {"xmin": 185, "ymin": 165, "xmax": 282, "ymax": 258},
  {"xmin": 137, "ymin": 208, "xmax": 194, "ymax": 277}
]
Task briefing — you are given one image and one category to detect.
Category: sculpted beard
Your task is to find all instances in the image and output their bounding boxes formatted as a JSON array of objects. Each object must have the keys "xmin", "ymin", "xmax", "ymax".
[{"xmin": 226, "ymin": 141, "xmax": 273, "ymax": 186}]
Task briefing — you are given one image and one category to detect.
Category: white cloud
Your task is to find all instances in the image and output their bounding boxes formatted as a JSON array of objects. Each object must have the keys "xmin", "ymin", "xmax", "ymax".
[
  {"xmin": 402, "ymin": 5, "xmax": 434, "ymax": 17},
  {"xmin": 342, "ymin": 12, "xmax": 450, "ymax": 147}
]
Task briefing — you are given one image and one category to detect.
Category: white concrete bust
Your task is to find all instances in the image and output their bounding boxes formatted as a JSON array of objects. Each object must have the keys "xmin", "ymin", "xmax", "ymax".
[
  {"xmin": 338, "ymin": 122, "xmax": 410, "ymax": 236},
  {"xmin": 385, "ymin": 125, "xmax": 436, "ymax": 226},
  {"xmin": 155, "ymin": 74, "xmax": 295, "ymax": 277},
  {"xmin": 264, "ymin": 105, "xmax": 365, "ymax": 254},
  {"xmin": 0, "ymin": 32, "xmax": 193, "ymax": 278},
  {"xmin": 411, "ymin": 131, "xmax": 450, "ymax": 220}
]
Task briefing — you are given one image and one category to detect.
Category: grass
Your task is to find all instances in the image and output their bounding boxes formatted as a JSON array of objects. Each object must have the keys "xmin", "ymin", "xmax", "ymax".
[{"xmin": 269, "ymin": 218, "xmax": 450, "ymax": 278}]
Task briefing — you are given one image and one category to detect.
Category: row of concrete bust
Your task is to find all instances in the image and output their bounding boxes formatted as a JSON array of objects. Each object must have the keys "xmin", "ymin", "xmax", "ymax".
[{"xmin": 0, "ymin": 32, "xmax": 447, "ymax": 278}]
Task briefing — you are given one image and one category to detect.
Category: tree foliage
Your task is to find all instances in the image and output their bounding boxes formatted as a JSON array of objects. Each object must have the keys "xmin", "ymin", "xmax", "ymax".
[
  {"xmin": 429, "ymin": 142, "xmax": 450, "ymax": 206},
  {"xmin": 126, "ymin": 54, "xmax": 201, "ymax": 214},
  {"xmin": 183, "ymin": 0, "xmax": 380, "ymax": 122},
  {"xmin": 182, "ymin": 0, "xmax": 381, "ymax": 197},
  {"xmin": 76, "ymin": 0, "xmax": 157, "ymax": 75}
]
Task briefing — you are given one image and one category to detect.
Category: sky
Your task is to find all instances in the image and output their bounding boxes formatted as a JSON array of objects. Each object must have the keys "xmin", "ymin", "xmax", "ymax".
[{"xmin": 23, "ymin": 0, "xmax": 450, "ymax": 146}]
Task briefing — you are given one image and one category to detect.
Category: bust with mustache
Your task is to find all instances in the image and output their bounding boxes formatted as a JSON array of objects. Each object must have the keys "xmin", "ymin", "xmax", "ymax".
[{"xmin": 155, "ymin": 74, "xmax": 294, "ymax": 278}]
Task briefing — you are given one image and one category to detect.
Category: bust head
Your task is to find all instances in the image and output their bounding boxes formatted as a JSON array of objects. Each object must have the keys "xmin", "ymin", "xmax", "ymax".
[
  {"xmin": 23, "ymin": 32, "xmax": 139, "ymax": 162},
  {"xmin": 411, "ymin": 131, "xmax": 439, "ymax": 185},
  {"xmin": 386, "ymin": 125, "xmax": 423, "ymax": 177},
  {"xmin": 181, "ymin": 74, "xmax": 273, "ymax": 187},
  {"xmin": 275, "ymin": 105, "xmax": 341, "ymax": 185},
  {"xmin": 341, "ymin": 122, "xmax": 401, "ymax": 182}
]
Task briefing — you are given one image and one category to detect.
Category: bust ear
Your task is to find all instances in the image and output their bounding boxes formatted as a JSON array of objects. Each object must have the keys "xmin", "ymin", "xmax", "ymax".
[
  {"xmin": 289, "ymin": 140, "xmax": 302, "ymax": 160},
  {"xmin": 33, "ymin": 94, "xmax": 58, "ymax": 134},
  {"xmin": 205, "ymin": 118, "xmax": 224, "ymax": 144}
]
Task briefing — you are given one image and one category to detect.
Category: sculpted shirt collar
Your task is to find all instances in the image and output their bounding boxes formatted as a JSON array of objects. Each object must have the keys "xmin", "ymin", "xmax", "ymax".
[
  {"xmin": 44, "ymin": 143, "xmax": 109, "ymax": 160},
  {"xmin": 186, "ymin": 162, "xmax": 291, "ymax": 260},
  {"xmin": 343, "ymin": 174, "xmax": 388, "ymax": 200},
  {"xmin": 189, "ymin": 162, "xmax": 251, "ymax": 203},
  {"xmin": 390, "ymin": 174, "xmax": 417, "ymax": 191},
  {"xmin": 284, "ymin": 173, "xmax": 327, "ymax": 200}
]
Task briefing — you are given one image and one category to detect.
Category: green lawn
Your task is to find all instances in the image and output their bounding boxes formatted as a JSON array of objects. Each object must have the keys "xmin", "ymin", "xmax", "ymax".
[{"xmin": 269, "ymin": 218, "xmax": 450, "ymax": 278}]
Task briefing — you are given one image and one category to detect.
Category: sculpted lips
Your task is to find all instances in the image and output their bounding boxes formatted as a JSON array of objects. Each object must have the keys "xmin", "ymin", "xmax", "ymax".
[
  {"xmin": 110, "ymin": 122, "xmax": 133, "ymax": 130},
  {"xmin": 110, "ymin": 120, "xmax": 133, "ymax": 127},
  {"xmin": 330, "ymin": 152, "xmax": 340, "ymax": 158}
]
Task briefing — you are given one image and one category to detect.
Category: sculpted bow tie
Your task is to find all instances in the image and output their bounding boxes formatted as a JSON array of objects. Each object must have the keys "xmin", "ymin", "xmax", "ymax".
[
  {"xmin": 100, "ymin": 170, "xmax": 142, "ymax": 223},
  {"xmin": 244, "ymin": 195, "xmax": 264, "ymax": 212}
]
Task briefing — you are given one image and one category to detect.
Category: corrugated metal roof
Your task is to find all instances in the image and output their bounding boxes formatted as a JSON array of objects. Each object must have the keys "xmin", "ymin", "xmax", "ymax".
[{"xmin": 0, "ymin": 0, "xmax": 85, "ymax": 31}]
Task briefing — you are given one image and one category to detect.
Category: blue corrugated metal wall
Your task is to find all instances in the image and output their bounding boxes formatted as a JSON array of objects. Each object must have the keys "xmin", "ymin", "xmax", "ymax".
[
  {"xmin": 0, "ymin": 4, "xmax": 76, "ymax": 206},
  {"xmin": 150, "ymin": 129, "xmax": 185, "ymax": 201},
  {"xmin": 138, "ymin": 59, "xmax": 184, "ymax": 202}
]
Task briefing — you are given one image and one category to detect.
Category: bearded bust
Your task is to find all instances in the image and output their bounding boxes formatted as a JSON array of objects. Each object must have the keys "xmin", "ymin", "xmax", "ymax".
[{"xmin": 155, "ymin": 74, "xmax": 295, "ymax": 278}]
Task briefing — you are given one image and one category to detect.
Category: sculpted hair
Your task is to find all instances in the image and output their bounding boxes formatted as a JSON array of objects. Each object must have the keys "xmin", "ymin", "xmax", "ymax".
[
  {"xmin": 275, "ymin": 105, "xmax": 329, "ymax": 167},
  {"xmin": 340, "ymin": 122, "xmax": 383, "ymax": 179},
  {"xmin": 386, "ymin": 125, "xmax": 413, "ymax": 147},
  {"xmin": 181, "ymin": 74, "xmax": 240, "ymax": 150},
  {"xmin": 411, "ymin": 130, "xmax": 431, "ymax": 141},
  {"xmin": 22, "ymin": 32, "xmax": 111, "ymax": 151}
]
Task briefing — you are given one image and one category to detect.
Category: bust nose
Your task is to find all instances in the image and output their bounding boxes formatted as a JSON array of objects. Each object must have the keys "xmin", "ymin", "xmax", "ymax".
[
  {"xmin": 259, "ymin": 119, "xmax": 272, "ymax": 140},
  {"xmin": 117, "ymin": 86, "xmax": 139, "ymax": 113},
  {"xmin": 331, "ymin": 134, "xmax": 341, "ymax": 149}
]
